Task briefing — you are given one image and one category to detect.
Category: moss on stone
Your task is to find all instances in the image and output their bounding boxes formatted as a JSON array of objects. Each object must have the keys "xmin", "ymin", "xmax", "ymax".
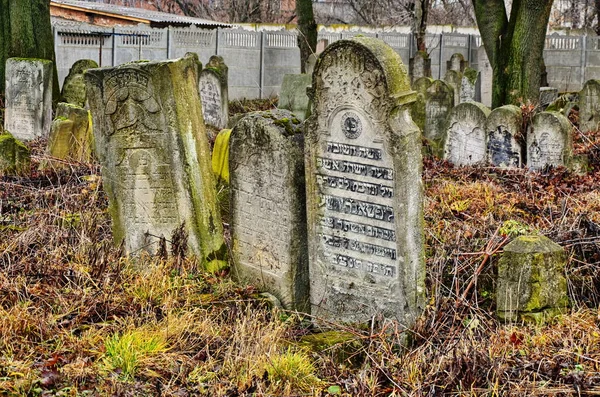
[
  {"xmin": 212, "ymin": 129, "xmax": 231, "ymax": 183},
  {"xmin": 298, "ymin": 331, "xmax": 363, "ymax": 366},
  {"xmin": 0, "ymin": 131, "xmax": 30, "ymax": 175},
  {"xmin": 463, "ymin": 67, "xmax": 479, "ymax": 85}
]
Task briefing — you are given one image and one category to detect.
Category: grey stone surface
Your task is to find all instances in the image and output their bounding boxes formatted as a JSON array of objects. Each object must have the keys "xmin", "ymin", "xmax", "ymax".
[
  {"xmin": 579, "ymin": 79, "xmax": 600, "ymax": 132},
  {"xmin": 540, "ymin": 87, "xmax": 559, "ymax": 108},
  {"xmin": 60, "ymin": 59, "xmax": 99, "ymax": 107},
  {"xmin": 444, "ymin": 69, "xmax": 462, "ymax": 107},
  {"xmin": 447, "ymin": 53, "xmax": 467, "ymax": 73},
  {"xmin": 4, "ymin": 58, "xmax": 54, "ymax": 141},
  {"xmin": 527, "ymin": 111, "xmax": 572, "ymax": 170},
  {"xmin": 45, "ymin": 103, "xmax": 94, "ymax": 168},
  {"xmin": 409, "ymin": 52, "xmax": 431, "ymax": 83},
  {"xmin": 200, "ymin": 55, "xmax": 229, "ymax": 130},
  {"xmin": 444, "ymin": 101, "xmax": 490, "ymax": 166},
  {"xmin": 230, "ymin": 109, "xmax": 308, "ymax": 311},
  {"xmin": 85, "ymin": 54, "xmax": 225, "ymax": 261},
  {"xmin": 305, "ymin": 37, "xmax": 425, "ymax": 325},
  {"xmin": 278, "ymin": 74, "xmax": 312, "ymax": 121},
  {"xmin": 477, "ymin": 45, "xmax": 493, "ymax": 108},
  {"xmin": 410, "ymin": 77, "xmax": 433, "ymax": 133},
  {"xmin": 486, "ymin": 105, "xmax": 523, "ymax": 168},
  {"xmin": 459, "ymin": 68, "xmax": 479, "ymax": 104},
  {"xmin": 424, "ymin": 80, "xmax": 454, "ymax": 151},
  {"xmin": 497, "ymin": 235, "xmax": 569, "ymax": 323}
]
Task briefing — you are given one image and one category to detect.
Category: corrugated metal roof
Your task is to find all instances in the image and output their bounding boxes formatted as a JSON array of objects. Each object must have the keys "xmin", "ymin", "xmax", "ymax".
[{"xmin": 51, "ymin": 0, "xmax": 232, "ymax": 27}]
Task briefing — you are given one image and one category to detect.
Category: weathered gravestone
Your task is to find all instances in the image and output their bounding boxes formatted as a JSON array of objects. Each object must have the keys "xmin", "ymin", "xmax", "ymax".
[
  {"xmin": 539, "ymin": 87, "xmax": 559, "ymax": 109},
  {"xmin": 409, "ymin": 51, "xmax": 431, "ymax": 83},
  {"xmin": 278, "ymin": 74, "xmax": 312, "ymax": 121},
  {"xmin": 4, "ymin": 58, "xmax": 53, "ymax": 141},
  {"xmin": 444, "ymin": 102, "xmax": 490, "ymax": 166},
  {"xmin": 305, "ymin": 37, "xmax": 425, "ymax": 324},
  {"xmin": 477, "ymin": 45, "xmax": 493, "ymax": 108},
  {"xmin": 85, "ymin": 55, "xmax": 226, "ymax": 261},
  {"xmin": 527, "ymin": 111, "xmax": 572, "ymax": 171},
  {"xmin": 212, "ymin": 128, "xmax": 231, "ymax": 183},
  {"xmin": 459, "ymin": 68, "xmax": 479, "ymax": 103},
  {"xmin": 410, "ymin": 77, "xmax": 433, "ymax": 133},
  {"xmin": 0, "ymin": 132, "xmax": 30, "ymax": 175},
  {"xmin": 424, "ymin": 79, "xmax": 454, "ymax": 155},
  {"xmin": 444, "ymin": 70, "xmax": 462, "ymax": 107},
  {"xmin": 579, "ymin": 79, "xmax": 600, "ymax": 133},
  {"xmin": 60, "ymin": 59, "xmax": 99, "ymax": 107},
  {"xmin": 497, "ymin": 235, "xmax": 569, "ymax": 323},
  {"xmin": 230, "ymin": 110, "xmax": 308, "ymax": 311},
  {"xmin": 200, "ymin": 55, "xmax": 229, "ymax": 130},
  {"xmin": 447, "ymin": 53, "xmax": 467, "ymax": 73},
  {"xmin": 45, "ymin": 103, "xmax": 94, "ymax": 168},
  {"xmin": 486, "ymin": 105, "xmax": 523, "ymax": 168}
]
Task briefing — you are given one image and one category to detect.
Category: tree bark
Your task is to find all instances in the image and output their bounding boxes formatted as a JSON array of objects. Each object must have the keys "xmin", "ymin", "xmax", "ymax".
[
  {"xmin": 596, "ymin": 0, "xmax": 600, "ymax": 34},
  {"xmin": 412, "ymin": 0, "xmax": 430, "ymax": 52},
  {"xmin": 296, "ymin": 0, "xmax": 317, "ymax": 74}
]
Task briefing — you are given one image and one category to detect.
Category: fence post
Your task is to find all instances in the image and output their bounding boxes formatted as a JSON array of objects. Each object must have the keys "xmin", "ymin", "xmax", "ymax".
[
  {"xmin": 581, "ymin": 35, "xmax": 587, "ymax": 87},
  {"xmin": 111, "ymin": 27, "xmax": 117, "ymax": 67},
  {"xmin": 167, "ymin": 26, "xmax": 172, "ymax": 59},
  {"xmin": 259, "ymin": 31, "xmax": 266, "ymax": 99},
  {"xmin": 438, "ymin": 34, "xmax": 443, "ymax": 79},
  {"xmin": 215, "ymin": 27, "xmax": 220, "ymax": 56}
]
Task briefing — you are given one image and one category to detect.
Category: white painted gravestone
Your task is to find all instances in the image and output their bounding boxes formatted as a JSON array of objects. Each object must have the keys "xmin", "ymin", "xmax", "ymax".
[
  {"xmin": 444, "ymin": 102, "xmax": 490, "ymax": 166},
  {"xmin": 527, "ymin": 111, "xmax": 572, "ymax": 171},
  {"xmin": 4, "ymin": 58, "xmax": 53, "ymax": 141},
  {"xmin": 579, "ymin": 79, "xmax": 600, "ymax": 133},
  {"xmin": 200, "ymin": 56, "xmax": 229, "ymax": 130},
  {"xmin": 85, "ymin": 55, "xmax": 225, "ymax": 261},
  {"xmin": 230, "ymin": 110, "xmax": 308, "ymax": 311},
  {"xmin": 486, "ymin": 105, "xmax": 523, "ymax": 168},
  {"xmin": 305, "ymin": 37, "xmax": 425, "ymax": 324}
]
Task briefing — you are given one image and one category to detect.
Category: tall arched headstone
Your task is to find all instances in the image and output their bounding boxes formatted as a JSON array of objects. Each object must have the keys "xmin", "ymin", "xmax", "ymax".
[
  {"xmin": 444, "ymin": 102, "xmax": 490, "ymax": 166},
  {"xmin": 411, "ymin": 77, "xmax": 433, "ymax": 133},
  {"xmin": 200, "ymin": 55, "xmax": 229, "ymax": 130},
  {"xmin": 486, "ymin": 105, "xmax": 523, "ymax": 168},
  {"xmin": 527, "ymin": 111, "xmax": 573, "ymax": 171},
  {"xmin": 444, "ymin": 70, "xmax": 462, "ymax": 107},
  {"xmin": 305, "ymin": 37, "xmax": 425, "ymax": 325},
  {"xmin": 424, "ymin": 79, "xmax": 454, "ymax": 154},
  {"xmin": 579, "ymin": 79, "xmax": 600, "ymax": 133}
]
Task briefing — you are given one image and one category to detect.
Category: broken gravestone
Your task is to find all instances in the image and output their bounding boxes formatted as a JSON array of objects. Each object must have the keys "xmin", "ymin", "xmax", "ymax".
[
  {"xmin": 447, "ymin": 53, "xmax": 467, "ymax": 73},
  {"xmin": 486, "ymin": 105, "xmax": 523, "ymax": 168},
  {"xmin": 579, "ymin": 79, "xmax": 600, "ymax": 133},
  {"xmin": 527, "ymin": 111, "xmax": 573, "ymax": 171},
  {"xmin": 444, "ymin": 69, "xmax": 462, "ymax": 107},
  {"xmin": 230, "ymin": 110, "xmax": 308, "ymax": 311},
  {"xmin": 410, "ymin": 77, "xmax": 433, "ymax": 133},
  {"xmin": 444, "ymin": 102, "xmax": 490, "ymax": 166},
  {"xmin": 459, "ymin": 67, "xmax": 479, "ymax": 103},
  {"xmin": 45, "ymin": 103, "xmax": 94, "ymax": 168},
  {"xmin": 4, "ymin": 58, "xmax": 53, "ymax": 141},
  {"xmin": 278, "ymin": 74, "xmax": 312, "ymax": 121},
  {"xmin": 424, "ymin": 79, "xmax": 454, "ymax": 156},
  {"xmin": 497, "ymin": 235, "xmax": 569, "ymax": 324},
  {"xmin": 409, "ymin": 51, "xmax": 431, "ymax": 83},
  {"xmin": 60, "ymin": 59, "xmax": 99, "ymax": 107},
  {"xmin": 0, "ymin": 132, "xmax": 30, "ymax": 175},
  {"xmin": 305, "ymin": 37, "xmax": 425, "ymax": 325},
  {"xmin": 85, "ymin": 54, "xmax": 225, "ymax": 262},
  {"xmin": 200, "ymin": 55, "xmax": 229, "ymax": 130}
]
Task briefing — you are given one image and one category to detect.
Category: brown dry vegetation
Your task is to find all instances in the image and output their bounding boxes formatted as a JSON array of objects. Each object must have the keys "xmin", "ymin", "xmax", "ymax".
[{"xmin": 2, "ymin": 103, "xmax": 600, "ymax": 396}]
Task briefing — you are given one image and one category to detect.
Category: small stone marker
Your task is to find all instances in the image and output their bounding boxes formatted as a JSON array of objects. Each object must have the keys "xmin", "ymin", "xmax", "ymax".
[
  {"xmin": 447, "ymin": 53, "xmax": 467, "ymax": 73},
  {"xmin": 477, "ymin": 45, "xmax": 493, "ymax": 107},
  {"xmin": 486, "ymin": 105, "xmax": 523, "ymax": 168},
  {"xmin": 230, "ymin": 110, "xmax": 308, "ymax": 311},
  {"xmin": 212, "ymin": 128, "xmax": 231, "ymax": 183},
  {"xmin": 60, "ymin": 59, "xmax": 99, "ymax": 107},
  {"xmin": 85, "ymin": 54, "xmax": 225, "ymax": 260},
  {"xmin": 45, "ymin": 103, "xmax": 94, "ymax": 167},
  {"xmin": 527, "ymin": 111, "xmax": 572, "ymax": 170},
  {"xmin": 497, "ymin": 235, "xmax": 569, "ymax": 323},
  {"xmin": 200, "ymin": 55, "xmax": 229, "ymax": 130},
  {"xmin": 0, "ymin": 132, "xmax": 30, "ymax": 175},
  {"xmin": 305, "ymin": 37, "xmax": 425, "ymax": 324},
  {"xmin": 411, "ymin": 77, "xmax": 433, "ymax": 133},
  {"xmin": 444, "ymin": 102, "xmax": 490, "ymax": 166},
  {"xmin": 444, "ymin": 69, "xmax": 462, "ymax": 107},
  {"xmin": 409, "ymin": 51, "xmax": 431, "ymax": 83},
  {"xmin": 424, "ymin": 80, "xmax": 454, "ymax": 154},
  {"xmin": 4, "ymin": 58, "xmax": 53, "ymax": 141},
  {"xmin": 278, "ymin": 74, "xmax": 312, "ymax": 121},
  {"xmin": 579, "ymin": 79, "xmax": 600, "ymax": 132},
  {"xmin": 459, "ymin": 68, "xmax": 479, "ymax": 103},
  {"xmin": 539, "ymin": 87, "xmax": 559, "ymax": 109}
]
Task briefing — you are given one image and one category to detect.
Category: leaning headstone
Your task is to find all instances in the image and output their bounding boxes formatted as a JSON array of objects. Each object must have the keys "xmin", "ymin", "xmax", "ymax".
[
  {"xmin": 459, "ymin": 68, "xmax": 479, "ymax": 103},
  {"xmin": 486, "ymin": 105, "xmax": 523, "ymax": 168},
  {"xmin": 444, "ymin": 102, "xmax": 490, "ymax": 166},
  {"xmin": 424, "ymin": 80, "xmax": 454, "ymax": 154},
  {"xmin": 0, "ymin": 132, "xmax": 30, "ymax": 175},
  {"xmin": 477, "ymin": 45, "xmax": 493, "ymax": 108},
  {"xmin": 409, "ymin": 51, "xmax": 432, "ymax": 83},
  {"xmin": 60, "ymin": 59, "xmax": 99, "ymax": 107},
  {"xmin": 411, "ymin": 77, "xmax": 433, "ymax": 132},
  {"xmin": 444, "ymin": 70, "xmax": 462, "ymax": 107},
  {"xmin": 497, "ymin": 235, "xmax": 569, "ymax": 323},
  {"xmin": 278, "ymin": 74, "xmax": 312, "ymax": 121},
  {"xmin": 527, "ymin": 111, "xmax": 572, "ymax": 170},
  {"xmin": 305, "ymin": 37, "xmax": 425, "ymax": 325},
  {"xmin": 200, "ymin": 55, "xmax": 229, "ymax": 130},
  {"xmin": 579, "ymin": 79, "xmax": 600, "ymax": 132},
  {"xmin": 4, "ymin": 58, "xmax": 53, "ymax": 141},
  {"xmin": 85, "ymin": 54, "xmax": 226, "ymax": 261},
  {"xmin": 45, "ymin": 103, "xmax": 94, "ymax": 168},
  {"xmin": 230, "ymin": 110, "xmax": 308, "ymax": 311},
  {"xmin": 539, "ymin": 87, "xmax": 558, "ymax": 109},
  {"xmin": 446, "ymin": 53, "xmax": 467, "ymax": 73}
]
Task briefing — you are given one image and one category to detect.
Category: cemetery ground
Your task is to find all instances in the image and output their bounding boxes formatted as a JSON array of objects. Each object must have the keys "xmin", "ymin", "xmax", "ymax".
[{"xmin": 4, "ymin": 100, "xmax": 600, "ymax": 396}]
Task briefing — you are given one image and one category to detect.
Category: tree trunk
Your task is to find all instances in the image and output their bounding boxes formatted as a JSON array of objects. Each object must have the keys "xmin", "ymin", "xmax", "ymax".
[
  {"xmin": 412, "ymin": 0, "xmax": 430, "ymax": 52},
  {"xmin": 596, "ymin": 0, "xmax": 600, "ymax": 35},
  {"xmin": 0, "ymin": 0, "xmax": 58, "ymax": 101},
  {"xmin": 474, "ymin": 0, "xmax": 553, "ymax": 108},
  {"xmin": 296, "ymin": 0, "xmax": 317, "ymax": 74}
]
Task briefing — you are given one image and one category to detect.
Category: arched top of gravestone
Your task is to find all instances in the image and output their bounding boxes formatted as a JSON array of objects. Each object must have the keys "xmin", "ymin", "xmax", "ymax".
[
  {"xmin": 427, "ymin": 79, "xmax": 454, "ymax": 103},
  {"xmin": 450, "ymin": 101, "xmax": 491, "ymax": 119},
  {"xmin": 532, "ymin": 110, "xmax": 573, "ymax": 134},
  {"xmin": 413, "ymin": 77, "xmax": 434, "ymax": 93},
  {"xmin": 582, "ymin": 79, "xmax": 600, "ymax": 90},
  {"xmin": 487, "ymin": 105, "xmax": 522, "ymax": 125},
  {"xmin": 448, "ymin": 53, "xmax": 466, "ymax": 71},
  {"xmin": 202, "ymin": 55, "xmax": 228, "ymax": 86},
  {"xmin": 69, "ymin": 59, "xmax": 99, "ymax": 75},
  {"xmin": 310, "ymin": 37, "xmax": 416, "ymax": 111}
]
